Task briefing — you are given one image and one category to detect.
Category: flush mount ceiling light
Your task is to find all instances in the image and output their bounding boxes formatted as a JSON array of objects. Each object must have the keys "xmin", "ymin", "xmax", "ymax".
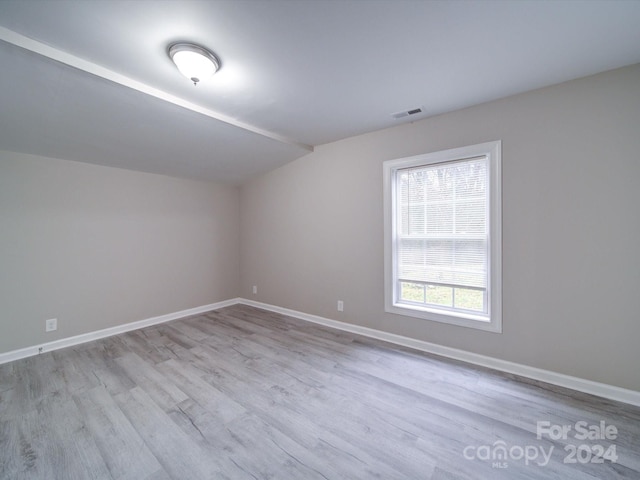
[{"xmin": 168, "ymin": 42, "xmax": 220, "ymax": 85}]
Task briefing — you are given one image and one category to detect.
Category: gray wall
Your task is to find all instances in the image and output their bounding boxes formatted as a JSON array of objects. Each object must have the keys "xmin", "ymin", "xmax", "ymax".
[
  {"xmin": 0, "ymin": 151, "xmax": 240, "ymax": 353},
  {"xmin": 240, "ymin": 64, "xmax": 640, "ymax": 391}
]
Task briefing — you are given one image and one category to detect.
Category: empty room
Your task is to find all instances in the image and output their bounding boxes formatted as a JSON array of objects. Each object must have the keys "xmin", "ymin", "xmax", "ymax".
[{"xmin": 1, "ymin": 0, "xmax": 639, "ymax": 478}]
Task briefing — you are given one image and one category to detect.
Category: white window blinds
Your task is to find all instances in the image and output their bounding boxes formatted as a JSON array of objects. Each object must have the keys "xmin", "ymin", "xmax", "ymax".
[{"xmin": 396, "ymin": 156, "xmax": 488, "ymax": 292}]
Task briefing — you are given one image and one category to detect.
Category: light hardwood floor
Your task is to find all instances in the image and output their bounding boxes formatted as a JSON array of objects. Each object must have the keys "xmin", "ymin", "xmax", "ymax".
[{"xmin": 1, "ymin": 304, "xmax": 639, "ymax": 479}]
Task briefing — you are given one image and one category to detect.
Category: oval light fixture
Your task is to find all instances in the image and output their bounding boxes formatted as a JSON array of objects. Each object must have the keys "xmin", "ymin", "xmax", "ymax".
[{"xmin": 168, "ymin": 42, "xmax": 220, "ymax": 85}]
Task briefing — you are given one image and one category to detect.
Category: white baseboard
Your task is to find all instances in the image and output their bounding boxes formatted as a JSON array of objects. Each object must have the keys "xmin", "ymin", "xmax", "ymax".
[
  {"xmin": 3, "ymin": 296, "xmax": 638, "ymax": 408},
  {"xmin": 238, "ymin": 298, "xmax": 640, "ymax": 408},
  {"xmin": 0, "ymin": 298, "xmax": 240, "ymax": 365}
]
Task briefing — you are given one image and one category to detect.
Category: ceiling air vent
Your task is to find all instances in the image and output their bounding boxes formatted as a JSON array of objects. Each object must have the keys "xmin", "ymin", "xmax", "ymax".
[{"xmin": 391, "ymin": 107, "xmax": 424, "ymax": 119}]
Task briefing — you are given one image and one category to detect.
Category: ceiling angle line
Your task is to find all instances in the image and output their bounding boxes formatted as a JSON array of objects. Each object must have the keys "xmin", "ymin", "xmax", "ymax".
[{"xmin": 0, "ymin": 26, "xmax": 313, "ymax": 153}]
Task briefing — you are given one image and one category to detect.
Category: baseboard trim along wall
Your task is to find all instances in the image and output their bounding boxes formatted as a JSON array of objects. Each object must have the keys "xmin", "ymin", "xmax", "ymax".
[
  {"xmin": 239, "ymin": 299, "xmax": 640, "ymax": 408},
  {"xmin": 0, "ymin": 298, "xmax": 239, "ymax": 365},
  {"xmin": 2, "ymin": 297, "xmax": 638, "ymax": 407}
]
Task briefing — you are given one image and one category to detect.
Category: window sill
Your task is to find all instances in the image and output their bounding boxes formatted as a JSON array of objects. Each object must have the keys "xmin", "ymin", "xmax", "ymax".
[{"xmin": 386, "ymin": 302, "xmax": 502, "ymax": 333}]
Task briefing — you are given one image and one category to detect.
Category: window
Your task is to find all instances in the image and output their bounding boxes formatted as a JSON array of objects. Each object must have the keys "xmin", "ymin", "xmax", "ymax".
[{"xmin": 383, "ymin": 141, "xmax": 502, "ymax": 332}]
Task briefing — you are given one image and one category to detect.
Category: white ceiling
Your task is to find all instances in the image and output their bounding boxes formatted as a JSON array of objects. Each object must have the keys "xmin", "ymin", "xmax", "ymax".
[{"xmin": 1, "ymin": 0, "xmax": 639, "ymax": 184}]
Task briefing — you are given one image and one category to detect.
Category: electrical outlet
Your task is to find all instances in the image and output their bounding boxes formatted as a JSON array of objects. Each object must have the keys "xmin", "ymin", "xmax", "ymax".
[
  {"xmin": 252, "ymin": 285, "xmax": 258, "ymax": 295},
  {"xmin": 45, "ymin": 318, "xmax": 57, "ymax": 332},
  {"xmin": 337, "ymin": 300, "xmax": 344, "ymax": 312}
]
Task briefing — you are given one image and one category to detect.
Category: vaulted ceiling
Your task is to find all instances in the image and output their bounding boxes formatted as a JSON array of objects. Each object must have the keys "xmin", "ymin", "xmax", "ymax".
[{"xmin": 1, "ymin": 0, "xmax": 639, "ymax": 184}]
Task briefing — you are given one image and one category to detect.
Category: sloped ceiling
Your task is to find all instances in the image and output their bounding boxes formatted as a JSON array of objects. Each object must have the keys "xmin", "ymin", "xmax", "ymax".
[{"xmin": 1, "ymin": 0, "xmax": 639, "ymax": 184}]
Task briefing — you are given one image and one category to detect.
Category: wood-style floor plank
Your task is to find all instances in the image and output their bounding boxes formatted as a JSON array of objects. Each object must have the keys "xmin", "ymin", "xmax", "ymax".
[
  {"xmin": 1, "ymin": 304, "xmax": 639, "ymax": 479},
  {"xmin": 73, "ymin": 386, "xmax": 164, "ymax": 480}
]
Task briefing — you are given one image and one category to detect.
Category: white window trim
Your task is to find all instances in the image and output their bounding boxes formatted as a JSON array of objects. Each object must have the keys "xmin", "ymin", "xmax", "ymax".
[{"xmin": 383, "ymin": 141, "xmax": 502, "ymax": 333}]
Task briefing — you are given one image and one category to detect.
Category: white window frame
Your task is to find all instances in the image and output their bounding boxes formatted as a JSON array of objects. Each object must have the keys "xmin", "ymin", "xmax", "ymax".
[{"xmin": 383, "ymin": 141, "xmax": 502, "ymax": 333}]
